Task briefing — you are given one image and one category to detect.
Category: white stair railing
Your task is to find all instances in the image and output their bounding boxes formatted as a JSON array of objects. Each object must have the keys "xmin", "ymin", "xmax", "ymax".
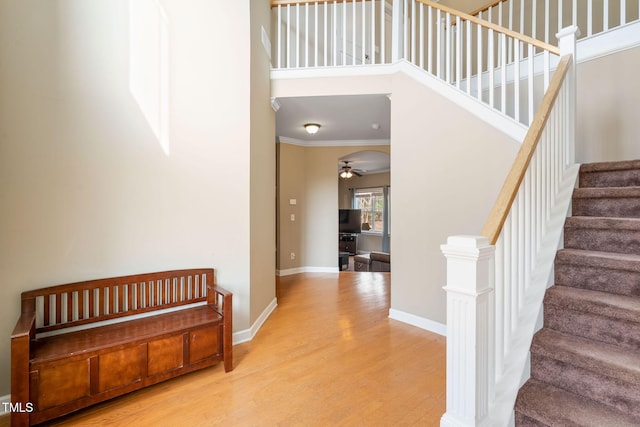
[
  {"xmin": 440, "ymin": 26, "xmax": 579, "ymax": 427},
  {"xmin": 403, "ymin": 0, "xmax": 560, "ymax": 125},
  {"xmin": 471, "ymin": 0, "xmax": 640, "ymax": 42},
  {"xmin": 271, "ymin": 0, "xmax": 392, "ymax": 68}
]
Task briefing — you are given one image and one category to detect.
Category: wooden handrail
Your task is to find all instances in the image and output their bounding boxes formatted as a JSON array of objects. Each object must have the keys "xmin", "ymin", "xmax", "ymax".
[
  {"xmin": 419, "ymin": 0, "xmax": 560, "ymax": 55},
  {"xmin": 480, "ymin": 54, "xmax": 572, "ymax": 244},
  {"xmin": 468, "ymin": 0, "xmax": 509, "ymax": 17}
]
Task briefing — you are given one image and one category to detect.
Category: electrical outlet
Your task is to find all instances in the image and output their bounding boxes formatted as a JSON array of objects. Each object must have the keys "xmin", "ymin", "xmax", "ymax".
[{"xmin": 290, "ymin": 252, "xmax": 296, "ymax": 260}]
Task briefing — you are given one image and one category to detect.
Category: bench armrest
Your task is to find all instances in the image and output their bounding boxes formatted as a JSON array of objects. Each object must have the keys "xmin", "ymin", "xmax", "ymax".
[
  {"xmin": 207, "ymin": 284, "xmax": 233, "ymax": 372},
  {"xmin": 12, "ymin": 312, "xmax": 35, "ymax": 427},
  {"xmin": 12, "ymin": 311, "xmax": 35, "ymax": 340}
]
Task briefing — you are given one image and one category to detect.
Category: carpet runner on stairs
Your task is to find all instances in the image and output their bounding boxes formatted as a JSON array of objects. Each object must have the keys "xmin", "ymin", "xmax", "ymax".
[{"xmin": 514, "ymin": 160, "xmax": 640, "ymax": 426}]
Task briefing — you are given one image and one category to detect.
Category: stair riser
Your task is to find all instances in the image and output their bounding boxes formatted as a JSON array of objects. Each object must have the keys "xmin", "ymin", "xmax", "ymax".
[
  {"xmin": 514, "ymin": 412, "xmax": 548, "ymax": 426},
  {"xmin": 531, "ymin": 354, "xmax": 640, "ymax": 418},
  {"xmin": 564, "ymin": 228, "xmax": 640, "ymax": 256},
  {"xmin": 580, "ymin": 169, "xmax": 640, "ymax": 188},
  {"xmin": 544, "ymin": 305, "xmax": 640, "ymax": 351},
  {"xmin": 572, "ymin": 197, "xmax": 640, "ymax": 218},
  {"xmin": 555, "ymin": 263, "xmax": 640, "ymax": 297}
]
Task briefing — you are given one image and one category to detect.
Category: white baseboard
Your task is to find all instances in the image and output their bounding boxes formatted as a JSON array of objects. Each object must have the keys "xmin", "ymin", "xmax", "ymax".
[
  {"xmin": 389, "ymin": 308, "xmax": 447, "ymax": 336},
  {"xmin": 277, "ymin": 266, "xmax": 339, "ymax": 276},
  {"xmin": 232, "ymin": 297, "xmax": 278, "ymax": 345},
  {"xmin": 0, "ymin": 394, "xmax": 10, "ymax": 416}
]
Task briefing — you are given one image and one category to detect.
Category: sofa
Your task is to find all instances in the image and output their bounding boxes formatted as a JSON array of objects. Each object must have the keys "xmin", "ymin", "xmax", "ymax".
[{"xmin": 354, "ymin": 251, "xmax": 390, "ymax": 272}]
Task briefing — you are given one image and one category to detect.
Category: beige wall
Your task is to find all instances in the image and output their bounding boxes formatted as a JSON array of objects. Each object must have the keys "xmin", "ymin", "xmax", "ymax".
[
  {"xmin": 250, "ymin": 0, "xmax": 277, "ymax": 325},
  {"xmin": 277, "ymin": 143, "xmax": 306, "ymax": 270},
  {"xmin": 390, "ymin": 73, "xmax": 519, "ymax": 325},
  {"xmin": 576, "ymin": 45, "xmax": 640, "ymax": 163},
  {"xmin": 0, "ymin": 0, "xmax": 274, "ymax": 396}
]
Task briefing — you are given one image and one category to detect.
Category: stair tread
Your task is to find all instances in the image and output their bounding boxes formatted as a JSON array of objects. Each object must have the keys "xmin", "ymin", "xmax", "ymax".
[
  {"xmin": 532, "ymin": 328, "xmax": 640, "ymax": 385},
  {"xmin": 556, "ymin": 249, "xmax": 640, "ymax": 272},
  {"xmin": 565, "ymin": 216, "xmax": 640, "ymax": 230},
  {"xmin": 545, "ymin": 285, "xmax": 640, "ymax": 323},
  {"xmin": 516, "ymin": 379, "xmax": 640, "ymax": 427},
  {"xmin": 580, "ymin": 160, "xmax": 640, "ymax": 173},
  {"xmin": 573, "ymin": 186, "xmax": 640, "ymax": 198}
]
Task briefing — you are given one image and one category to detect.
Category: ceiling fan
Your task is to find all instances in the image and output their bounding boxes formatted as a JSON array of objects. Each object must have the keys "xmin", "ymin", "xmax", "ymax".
[{"xmin": 339, "ymin": 161, "xmax": 363, "ymax": 179}]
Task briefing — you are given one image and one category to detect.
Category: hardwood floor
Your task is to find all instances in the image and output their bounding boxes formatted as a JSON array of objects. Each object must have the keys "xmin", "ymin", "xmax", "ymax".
[{"xmin": 1, "ymin": 272, "xmax": 446, "ymax": 426}]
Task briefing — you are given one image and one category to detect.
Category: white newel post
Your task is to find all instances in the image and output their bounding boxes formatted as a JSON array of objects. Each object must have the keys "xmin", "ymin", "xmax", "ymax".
[
  {"xmin": 441, "ymin": 236, "xmax": 495, "ymax": 427},
  {"xmin": 557, "ymin": 25, "xmax": 579, "ymax": 165}
]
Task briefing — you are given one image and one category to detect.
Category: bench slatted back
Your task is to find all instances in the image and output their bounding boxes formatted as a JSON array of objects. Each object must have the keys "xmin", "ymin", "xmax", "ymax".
[{"xmin": 21, "ymin": 268, "xmax": 215, "ymax": 334}]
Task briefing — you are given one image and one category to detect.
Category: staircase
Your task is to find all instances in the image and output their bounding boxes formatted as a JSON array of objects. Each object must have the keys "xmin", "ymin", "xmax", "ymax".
[{"xmin": 515, "ymin": 160, "xmax": 640, "ymax": 426}]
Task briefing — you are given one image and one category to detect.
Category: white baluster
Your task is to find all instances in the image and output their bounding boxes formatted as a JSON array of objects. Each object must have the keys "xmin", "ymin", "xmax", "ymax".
[
  {"xmin": 381, "ymin": 0, "xmax": 385, "ymax": 63},
  {"xmin": 514, "ymin": 40, "xmax": 520, "ymax": 123},
  {"xmin": 527, "ymin": 43, "xmax": 534, "ymax": 125},
  {"xmin": 572, "ymin": 0, "xmax": 577, "ymax": 28},
  {"xmin": 287, "ymin": 5, "xmax": 291, "ymax": 68},
  {"xmin": 588, "ymin": 0, "xmax": 593, "ymax": 36},
  {"xmin": 545, "ymin": 0, "xmax": 550, "ymax": 43},
  {"xmin": 419, "ymin": 2, "xmax": 424, "ymax": 69},
  {"xmin": 304, "ymin": 3, "xmax": 317, "ymax": 67},
  {"xmin": 604, "ymin": 0, "xmax": 609, "ymax": 31},
  {"xmin": 621, "ymin": 0, "xmax": 626, "ymax": 25},
  {"xmin": 428, "ymin": 5, "xmax": 433, "ymax": 73},
  {"xmin": 455, "ymin": 16, "xmax": 461, "ymax": 89},
  {"xmin": 362, "ymin": 0, "xmax": 366, "ymax": 64},
  {"xmin": 277, "ymin": 5, "xmax": 282, "ymax": 68},
  {"xmin": 342, "ymin": 0, "xmax": 347, "ymax": 65},
  {"xmin": 352, "ymin": 0, "xmax": 356, "ymax": 65},
  {"xmin": 411, "ymin": 0, "xmax": 416, "ymax": 64},
  {"xmin": 324, "ymin": 1, "xmax": 328, "ymax": 66},
  {"xmin": 532, "ymin": 0, "xmax": 537, "ymax": 39},
  {"xmin": 296, "ymin": 5, "xmax": 300, "ymax": 67},
  {"xmin": 489, "ymin": 28, "xmax": 494, "ymax": 107},
  {"xmin": 437, "ymin": 9, "xmax": 442, "ymax": 78},
  {"xmin": 466, "ymin": 20, "xmax": 471, "ymax": 95},
  {"xmin": 558, "ymin": 0, "xmax": 563, "ymax": 33},
  {"xmin": 372, "ymin": 0, "xmax": 376, "ymax": 64},
  {"xmin": 544, "ymin": 50, "xmax": 550, "ymax": 92},
  {"xmin": 315, "ymin": 2, "xmax": 318, "ymax": 67},
  {"xmin": 333, "ymin": 1, "xmax": 338, "ymax": 66},
  {"xmin": 392, "ymin": 0, "xmax": 404, "ymax": 63},
  {"xmin": 477, "ymin": 22, "xmax": 482, "ymax": 101},
  {"xmin": 446, "ymin": 12, "xmax": 451, "ymax": 83},
  {"xmin": 501, "ymin": 33, "xmax": 506, "ymax": 114},
  {"xmin": 403, "ymin": 0, "xmax": 409, "ymax": 60}
]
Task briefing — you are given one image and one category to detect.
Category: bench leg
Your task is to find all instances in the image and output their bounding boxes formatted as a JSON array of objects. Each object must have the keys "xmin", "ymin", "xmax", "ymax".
[{"xmin": 11, "ymin": 334, "xmax": 31, "ymax": 427}]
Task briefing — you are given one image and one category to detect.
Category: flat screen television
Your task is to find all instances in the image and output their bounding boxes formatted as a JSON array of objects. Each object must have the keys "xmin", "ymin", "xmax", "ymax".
[{"xmin": 339, "ymin": 209, "xmax": 362, "ymax": 234}]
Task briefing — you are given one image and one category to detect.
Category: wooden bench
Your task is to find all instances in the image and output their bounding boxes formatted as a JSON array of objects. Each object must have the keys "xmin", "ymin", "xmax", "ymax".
[{"xmin": 10, "ymin": 268, "xmax": 232, "ymax": 426}]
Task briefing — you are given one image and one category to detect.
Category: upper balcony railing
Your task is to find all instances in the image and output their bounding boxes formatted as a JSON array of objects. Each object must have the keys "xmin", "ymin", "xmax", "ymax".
[
  {"xmin": 271, "ymin": 0, "xmax": 563, "ymax": 127},
  {"xmin": 470, "ymin": 0, "xmax": 640, "ymax": 43}
]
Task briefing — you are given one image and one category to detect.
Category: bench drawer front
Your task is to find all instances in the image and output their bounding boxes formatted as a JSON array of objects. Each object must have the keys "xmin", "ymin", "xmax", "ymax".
[
  {"xmin": 32, "ymin": 359, "xmax": 90, "ymax": 410},
  {"xmin": 189, "ymin": 325, "xmax": 222, "ymax": 364},
  {"xmin": 98, "ymin": 345, "xmax": 144, "ymax": 392},
  {"xmin": 148, "ymin": 334, "xmax": 184, "ymax": 376}
]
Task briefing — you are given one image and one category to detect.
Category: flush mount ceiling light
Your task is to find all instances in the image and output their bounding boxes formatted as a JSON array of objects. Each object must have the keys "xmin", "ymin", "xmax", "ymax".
[{"xmin": 304, "ymin": 123, "xmax": 321, "ymax": 135}]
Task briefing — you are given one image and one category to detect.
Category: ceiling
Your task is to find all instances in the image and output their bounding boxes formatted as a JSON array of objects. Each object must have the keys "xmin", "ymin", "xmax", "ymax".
[{"xmin": 275, "ymin": 94, "xmax": 391, "ymax": 174}]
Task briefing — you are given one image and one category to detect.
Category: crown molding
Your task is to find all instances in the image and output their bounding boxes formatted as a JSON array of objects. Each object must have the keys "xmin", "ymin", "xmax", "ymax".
[{"xmin": 277, "ymin": 136, "xmax": 390, "ymax": 147}]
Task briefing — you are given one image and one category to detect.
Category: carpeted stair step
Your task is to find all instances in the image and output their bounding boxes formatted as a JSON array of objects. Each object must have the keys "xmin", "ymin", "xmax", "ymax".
[
  {"xmin": 564, "ymin": 216, "xmax": 640, "ymax": 255},
  {"xmin": 572, "ymin": 186, "xmax": 640, "ymax": 218},
  {"xmin": 515, "ymin": 379, "xmax": 640, "ymax": 427},
  {"xmin": 579, "ymin": 160, "xmax": 640, "ymax": 188},
  {"xmin": 544, "ymin": 285, "xmax": 640, "ymax": 350},
  {"xmin": 555, "ymin": 249, "xmax": 640, "ymax": 297},
  {"xmin": 529, "ymin": 328, "xmax": 640, "ymax": 417}
]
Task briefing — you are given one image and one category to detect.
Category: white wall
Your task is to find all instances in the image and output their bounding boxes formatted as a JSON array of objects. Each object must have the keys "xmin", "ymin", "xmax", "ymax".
[{"xmin": 0, "ymin": 0, "xmax": 272, "ymax": 396}]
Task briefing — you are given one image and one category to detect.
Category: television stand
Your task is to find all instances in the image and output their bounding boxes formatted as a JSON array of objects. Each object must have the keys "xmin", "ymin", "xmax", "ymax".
[{"xmin": 339, "ymin": 233, "xmax": 357, "ymax": 255}]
